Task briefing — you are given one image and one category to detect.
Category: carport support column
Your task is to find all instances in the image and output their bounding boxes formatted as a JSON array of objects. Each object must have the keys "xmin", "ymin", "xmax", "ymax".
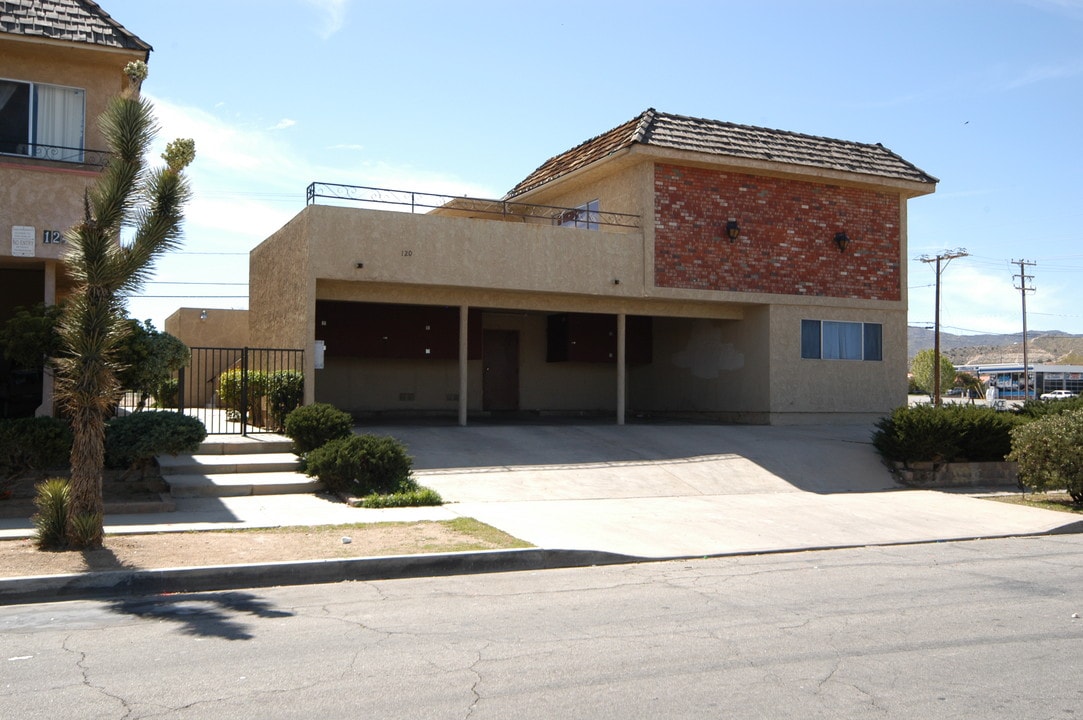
[
  {"xmin": 459, "ymin": 305, "xmax": 469, "ymax": 427},
  {"xmin": 617, "ymin": 313, "xmax": 626, "ymax": 425}
]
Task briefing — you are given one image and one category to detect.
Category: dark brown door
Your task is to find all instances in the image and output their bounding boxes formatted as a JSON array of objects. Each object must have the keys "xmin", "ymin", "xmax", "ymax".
[{"xmin": 483, "ymin": 330, "xmax": 519, "ymax": 411}]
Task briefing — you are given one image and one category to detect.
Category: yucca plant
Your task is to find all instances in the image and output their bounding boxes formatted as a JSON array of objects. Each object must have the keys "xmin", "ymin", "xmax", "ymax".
[
  {"xmin": 31, "ymin": 478, "xmax": 70, "ymax": 550},
  {"xmin": 52, "ymin": 61, "xmax": 194, "ymax": 549}
]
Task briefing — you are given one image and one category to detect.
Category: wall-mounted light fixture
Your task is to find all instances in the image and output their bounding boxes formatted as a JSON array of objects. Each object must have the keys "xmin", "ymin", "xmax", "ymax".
[
  {"xmin": 833, "ymin": 232, "xmax": 850, "ymax": 253},
  {"xmin": 725, "ymin": 220, "xmax": 740, "ymax": 242},
  {"xmin": 199, "ymin": 309, "xmax": 207, "ymax": 321}
]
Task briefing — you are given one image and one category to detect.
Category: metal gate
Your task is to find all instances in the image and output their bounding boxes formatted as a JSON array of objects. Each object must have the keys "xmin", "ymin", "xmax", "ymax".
[{"xmin": 175, "ymin": 347, "xmax": 304, "ymax": 435}]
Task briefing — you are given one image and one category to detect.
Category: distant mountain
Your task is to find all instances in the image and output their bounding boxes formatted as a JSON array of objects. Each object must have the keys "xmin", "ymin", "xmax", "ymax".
[{"xmin": 908, "ymin": 327, "xmax": 1083, "ymax": 365}]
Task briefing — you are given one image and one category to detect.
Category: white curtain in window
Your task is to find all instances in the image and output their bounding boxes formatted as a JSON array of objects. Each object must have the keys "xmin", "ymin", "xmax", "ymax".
[
  {"xmin": 822, "ymin": 321, "xmax": 862, "ymax": 360},
  {"xmin": 34, "ymin": 84, "xmax": 84, "ymax": 161}
]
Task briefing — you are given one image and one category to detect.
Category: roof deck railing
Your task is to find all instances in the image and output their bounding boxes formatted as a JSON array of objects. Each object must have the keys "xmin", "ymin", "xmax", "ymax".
[{"xmin": 305, "ymin": 181, "xmax": 641, "ymax": 229}]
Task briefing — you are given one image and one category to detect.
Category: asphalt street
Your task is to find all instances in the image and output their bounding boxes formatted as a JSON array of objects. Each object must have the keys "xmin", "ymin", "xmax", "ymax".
[{"xmin": 2, "ymin": 534, "xmax": 1081, "ymax": 718}]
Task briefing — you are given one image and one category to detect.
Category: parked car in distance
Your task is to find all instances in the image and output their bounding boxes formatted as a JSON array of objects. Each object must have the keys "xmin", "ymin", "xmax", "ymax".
[
  {"xmin": 1040, "ymin": 389, "xmax": 1079, "ymax": 400},
  {"xmin": 945, "ymin": 387, "xmax": 964, "ymax": 396}
]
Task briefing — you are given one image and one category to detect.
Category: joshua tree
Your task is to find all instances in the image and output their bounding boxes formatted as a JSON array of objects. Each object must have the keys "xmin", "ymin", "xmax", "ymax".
[{"xmin": 53, "ymin": 61, "xmax": 194, "ymax": 548}]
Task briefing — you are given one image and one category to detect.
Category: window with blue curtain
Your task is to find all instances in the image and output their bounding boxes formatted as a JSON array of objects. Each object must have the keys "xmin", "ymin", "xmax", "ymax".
[{"xmin": 801, "ymin": 320, "xmax": 882, "ymax": 361}]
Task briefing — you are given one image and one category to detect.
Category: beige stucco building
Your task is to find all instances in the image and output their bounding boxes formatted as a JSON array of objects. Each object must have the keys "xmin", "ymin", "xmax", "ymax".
[
  {"xmin": 0, "ymin": 0, "xmax": 149, "ymax": 416},
  {"xmin": 249, "ymin": 109, "xmax": 937, "ymax": 425}
]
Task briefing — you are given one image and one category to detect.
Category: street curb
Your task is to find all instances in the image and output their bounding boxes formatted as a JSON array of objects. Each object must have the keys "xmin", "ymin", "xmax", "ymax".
[{"xmin": 0, "ymin": 548, "xmax": 640, "ymax": 605}]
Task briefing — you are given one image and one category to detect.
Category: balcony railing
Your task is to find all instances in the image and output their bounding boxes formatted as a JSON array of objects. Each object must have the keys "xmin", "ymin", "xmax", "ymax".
[
  {"xmin": 305, "ymin": 181, "xmax": 641, "ymax": 229},
  {"xmin": 0, "ymin": 140, "xmax": 110, "ymax": 167}
]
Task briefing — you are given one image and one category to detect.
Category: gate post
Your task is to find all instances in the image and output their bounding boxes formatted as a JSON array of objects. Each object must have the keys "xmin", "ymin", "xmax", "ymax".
[
  {"xmin": 177, "ymin": 366, "xmax": 186, "ymax": 413},
  {"xmin": 240, "ymin": 347, "xmax": 249, "ymax": 437}
]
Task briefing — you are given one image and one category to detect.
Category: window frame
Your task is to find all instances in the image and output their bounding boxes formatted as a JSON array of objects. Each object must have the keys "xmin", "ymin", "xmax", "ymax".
[
  {"xmin": 0, "ymin": 78, "xmax": 86, "ymax": 163},
  {"xmin": 557, "ymin": 199, "xmax": 600, "ymax": 230},
  {"xmin": 801, "ymin": 319, "xmax": 883, "ymax": 362}
]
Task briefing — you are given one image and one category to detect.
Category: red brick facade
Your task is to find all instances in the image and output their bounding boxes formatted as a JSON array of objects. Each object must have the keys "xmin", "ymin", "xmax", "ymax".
[{"xmin": 654, "ymin": 163, "xmax": 901, "ymax": 301}]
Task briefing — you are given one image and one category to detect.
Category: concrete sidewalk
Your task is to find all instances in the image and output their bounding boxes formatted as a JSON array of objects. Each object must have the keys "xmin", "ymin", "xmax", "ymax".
[{"xmin": 1, "ymin": 423, "xmax": 1079, "ymax": 602}]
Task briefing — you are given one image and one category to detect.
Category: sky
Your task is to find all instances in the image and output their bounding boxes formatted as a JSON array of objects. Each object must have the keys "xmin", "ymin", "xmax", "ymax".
[{"xmin": 99, "ymin": 0, "xmax": 1083, "ymax": 337}]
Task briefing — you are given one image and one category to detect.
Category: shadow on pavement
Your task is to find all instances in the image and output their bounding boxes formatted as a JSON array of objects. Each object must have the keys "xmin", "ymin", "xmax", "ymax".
[{"xmin": 107, "ymin": 591, "xmax": 293, "ymax": 641}]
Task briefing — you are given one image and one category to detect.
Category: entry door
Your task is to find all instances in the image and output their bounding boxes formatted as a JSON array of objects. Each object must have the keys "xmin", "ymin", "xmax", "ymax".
[{"xmin": 483, "ymin": 330, "xmax": 519, "ymax": 411}]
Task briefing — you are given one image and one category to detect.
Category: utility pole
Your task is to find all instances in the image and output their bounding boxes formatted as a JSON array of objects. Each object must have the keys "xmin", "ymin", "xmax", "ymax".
[
  {"xmin": 918, "ymin": 249, "xmax": 968, "ymax": 407},
  {"xmin": 1013, "ymin": 259, "xmax": 1036, "ymax": 400}
]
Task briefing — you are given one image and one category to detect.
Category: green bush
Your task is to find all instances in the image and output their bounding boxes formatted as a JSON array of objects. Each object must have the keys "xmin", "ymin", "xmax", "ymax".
[
  {"xmin": 153, "ymin": 377, "xmax": 179, "ymax": 408},
  {"xmin": 1015, "ymin": 395, "xmax": 1083, "ymax": 420},
  {"xmin": 0, "ymin": 416, "xmax": 73, "ymax": 478},
  {"xmin": 105, "ymin": 411, "xmax": 207, "ymax": 470},
  {"xmin": 872, "ymin": 404, "xmax": 1021, "ymax": 465},
  {"xmin": 356, "ymin": 486, "xmax": 442, "ymax": 508},
  {"xmin": 304, "ymin": 434, "xmax": 413, "ymax": 496},
  {"xmin": 1008, "ymin": 409, "xmax": 1083, "ymax": 504},
  {"xmin": 265, "ymin": 370, "xmax": 304, "ymax": 431},
  {"xmin": 217, "ymin": 368, "xmax": 268, "ymax": 424},
  {"xmin": 32, "ymin": 478, "xmax": 70, "ymax": 549},
  {"xmin": 283, "ymin": 403, "xmax": 353, "ymax": 455}
]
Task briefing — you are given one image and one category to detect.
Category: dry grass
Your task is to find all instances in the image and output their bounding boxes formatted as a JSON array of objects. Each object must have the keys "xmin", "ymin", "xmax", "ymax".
[{"xmin": 0, "ymin": 518, "xmax": 532, "ymax": 578}]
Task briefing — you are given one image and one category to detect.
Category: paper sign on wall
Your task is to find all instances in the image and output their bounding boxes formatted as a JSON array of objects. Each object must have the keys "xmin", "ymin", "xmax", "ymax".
[{"xmin": 11, "ymin": 226, "xmax": 35, "ymax": 257}]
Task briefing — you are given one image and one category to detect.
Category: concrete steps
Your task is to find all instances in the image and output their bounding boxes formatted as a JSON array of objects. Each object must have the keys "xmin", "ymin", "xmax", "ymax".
[{"xmin": 157, "ymin": 434, "xmax": 321, "ymax": 499}]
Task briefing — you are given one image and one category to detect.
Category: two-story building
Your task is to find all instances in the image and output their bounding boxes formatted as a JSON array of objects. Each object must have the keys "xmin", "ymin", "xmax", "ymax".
[
  {"xmin": 248, "ymin": 109, "xmax": 937, "ymax": 425},
  {"xmin": 0, "ymin": 0, "xmax": 149, "ymax": 417}
]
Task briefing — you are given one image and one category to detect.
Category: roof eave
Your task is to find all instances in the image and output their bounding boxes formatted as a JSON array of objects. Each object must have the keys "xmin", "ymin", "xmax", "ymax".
[{"xmin": 632, "ymin": 144, "xmax": 938, "ymax": 197}]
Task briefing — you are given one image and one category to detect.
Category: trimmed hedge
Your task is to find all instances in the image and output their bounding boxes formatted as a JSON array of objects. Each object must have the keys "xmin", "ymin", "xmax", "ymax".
[
  {"xmin": 105, "ymin": 411, "xmax": 207, "ymax": 470},
  {"xmin": 304, "ymin": 433, "xmax": 414, "ymax": 496},
  {"xmin": 872, "ymin": 404, "xmax": 1021, "ymax": 465},
  {"xmin": 283, "ymin": 403, "xmax": 353, "ymax": 455},
  {"xmin": 0, "ymin": 416, "xmax": 72, "ymax": 478}
]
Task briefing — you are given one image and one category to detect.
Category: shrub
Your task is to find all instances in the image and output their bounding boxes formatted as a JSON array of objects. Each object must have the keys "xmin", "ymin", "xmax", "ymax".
[
  {"xmin": 0, "ymin": 416, "xmax": 73, "ymax": 478},
  {"xmin": 283, "ymin": 403, "xmax": 353, "ymax": 455},
  {"xmin": 32, "ymin": 478, "xmax": 70, "ymax": 549},
  {"xmin": 217, "ymin": 369, "xmax": 269, "ymax": 424},
  {"xmin": 356, "ymin": 486, "xmax": 442, "ymax": 508},
  {"xmin": 1015, "ymin": 395, "xmax": 1083, "ymax": 420},
  {"xmin": 304, "ymin": 434, "xmax": 413, "ymax": 496},
  {"xmin": 105, "ymin": 411, "xmax": 207, "ymax": 471},
  {"xmin": 872, "ymin": 404, "xmax": 1021, "ymax": 465},
  {"xmin": 153, "ymin": 377, "xmax": 179, "ymax": 408},
  {"xmin": 1008, "ymin": 408, "xmax": 1083, "ymax": 504},
  {"xmin": 265, "ymin": 370, "xmax": 304, "ymax": 432}
]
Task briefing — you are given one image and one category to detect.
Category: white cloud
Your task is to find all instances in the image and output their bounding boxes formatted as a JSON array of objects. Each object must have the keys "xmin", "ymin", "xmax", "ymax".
[
  {"xmin": 908, "ymin": 260, "xmax": 1071, "ymax": 335},
  {"xmin": 127, "ymin": 93, "xmax": 501, "ymax": 328},
  {"xmin": 270, "ymin": 118, "xmax": 297, "ymax": 131},
  {"xmin": 304, "ymin": 0, "xmax": 350, "ymax": 39}
]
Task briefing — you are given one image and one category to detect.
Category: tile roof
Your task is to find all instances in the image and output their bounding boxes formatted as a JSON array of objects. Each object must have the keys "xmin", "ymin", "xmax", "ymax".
[
  {"xmin": 506, "ymin": 108, "xmax": 938, "ymax": 198},
  {"xmin": 0, "ymin": 0, "xmax": 149, "ymax": 53}
]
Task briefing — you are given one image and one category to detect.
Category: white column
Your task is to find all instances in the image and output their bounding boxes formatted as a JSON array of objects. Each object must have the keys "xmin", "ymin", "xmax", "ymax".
[
  {"xmin": 616, "ymin": 313, "xmax": 626, "ymax": 425},
  {"xmin": 459, "ymin": 305, "xmax": 469, "ymax": 426},
  {"xmin": 35, "ymin": 261, "xmax": 57, "ymax": 417}
]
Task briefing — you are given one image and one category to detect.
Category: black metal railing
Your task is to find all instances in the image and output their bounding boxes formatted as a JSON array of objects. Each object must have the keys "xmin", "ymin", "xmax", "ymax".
[
  {"xmin": 171, "ymin": 347, "xmax": 305, "ymax": 435},
  {"xmin": 305, "ymin": 182, "xmax": 641, "ymax": 229},
  {"xmin": 0, "ymin": 140, "xmax": 110, "ymax": 167}
]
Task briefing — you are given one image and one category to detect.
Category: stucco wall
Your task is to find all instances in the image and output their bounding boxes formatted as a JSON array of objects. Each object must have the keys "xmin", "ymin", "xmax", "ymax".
[
  {"xmin": 766, "ymin": 303, "xmax": 908, "ymax": 423},
  {"xmin": 0, "ymin": 38, "xmax": 139, "ymax": 261},
  {"xmin": 627, "ymin": 310, "xmax": 772, "ymax": 421},
  {"xmin": 303, "ymin": 204, "xmax": 645, "ymax": 298},
  {"xmin": 164, "ymin": 307, "xmax": 250, "ymax": 348}
]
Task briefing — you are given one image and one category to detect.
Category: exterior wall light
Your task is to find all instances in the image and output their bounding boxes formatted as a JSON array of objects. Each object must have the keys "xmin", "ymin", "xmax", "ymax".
[
  {"xmin": 725, "ymin": 220, "xmax": 740, "ymax": 242},
  {"xmin": 199, "ymin": 310, "xmax": 207, "ymax": 321},
  {"xmin": 834, "ymin": 232, "xmax": 850, "ymax": 253}
]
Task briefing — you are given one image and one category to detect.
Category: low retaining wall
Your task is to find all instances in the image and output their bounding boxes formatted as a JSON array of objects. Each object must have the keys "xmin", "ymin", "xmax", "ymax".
[{"xmin": 891, "ymin": 461, "xmax": 1019, "ymax": 488}]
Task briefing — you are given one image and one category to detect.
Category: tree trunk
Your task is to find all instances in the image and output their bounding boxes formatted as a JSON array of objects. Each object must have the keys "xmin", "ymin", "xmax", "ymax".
[{"xmin": 66, "ymin": 406, "xmax": 106, "ymax": 548}]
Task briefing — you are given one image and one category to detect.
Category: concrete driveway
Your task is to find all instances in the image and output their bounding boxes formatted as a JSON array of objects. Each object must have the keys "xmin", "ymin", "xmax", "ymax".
[{"xmin": 362, "ymin": 422, "xmax": 1080, "ymax": 558}]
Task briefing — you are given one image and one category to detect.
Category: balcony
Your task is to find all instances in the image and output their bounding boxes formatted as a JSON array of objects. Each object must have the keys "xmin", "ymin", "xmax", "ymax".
[
  {"xmin": 0, "ymin": 140, "xmax": 110, "ymax": 167},
  {"xmin": 305, "ymin": 181, "xmax": 641, "ymax": 231}
]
